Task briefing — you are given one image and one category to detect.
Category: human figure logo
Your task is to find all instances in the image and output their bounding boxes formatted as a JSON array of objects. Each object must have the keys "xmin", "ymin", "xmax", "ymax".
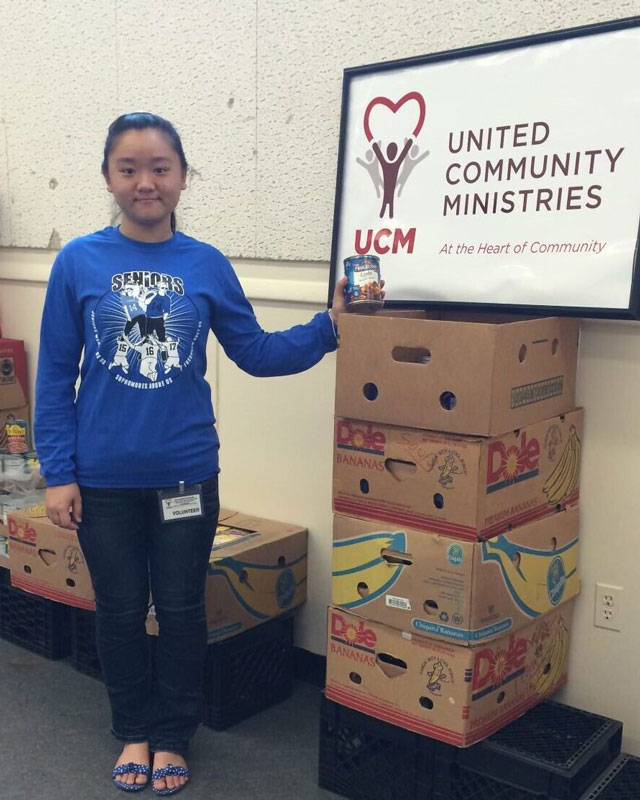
[{"xmin": 357, "ymin": 92, "xmax": 428, "ymax": 219}]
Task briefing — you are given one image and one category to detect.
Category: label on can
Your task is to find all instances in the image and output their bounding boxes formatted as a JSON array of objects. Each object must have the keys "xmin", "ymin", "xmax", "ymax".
[
  {"xmin": 343, "ymin": 255, "xmax": 382, "ymax": 311},
  {"xmin": 6, "ymin": 420, "xmax": 29, "ymax": 454}
]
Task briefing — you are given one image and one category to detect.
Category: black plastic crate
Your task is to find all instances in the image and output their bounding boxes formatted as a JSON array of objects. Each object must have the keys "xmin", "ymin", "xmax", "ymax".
[
  {"xmin": 318, "ymin": 695, "xmax": 435, "ymax": 800},
  {"xmin": 0, "ymin": 580, "xmax": 71, "ymax": 659},
  {"xmin": 580, "ymin": 754, "xmax": 640, "ymax": 799},
  {"xmin": 435, "ymin": 700, "xmax": 622, "ymax": 800},
  {"xmin": 202, "ymin": 613, "xmax": 294, "ymax": 731},
  {"xmin": 69, "ymin": 607, "xmax": 102, "ymax": 679}
]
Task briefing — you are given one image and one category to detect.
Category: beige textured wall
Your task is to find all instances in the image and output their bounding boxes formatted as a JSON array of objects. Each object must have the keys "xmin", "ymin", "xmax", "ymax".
[{"xmin": 2, "ymin": 0, "xmax": 640, "ymax": 756}]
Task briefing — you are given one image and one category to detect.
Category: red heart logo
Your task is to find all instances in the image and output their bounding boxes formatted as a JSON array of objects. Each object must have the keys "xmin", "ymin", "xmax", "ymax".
[{"xmin": 363, "ymin": 92, "xmax": 426, "ymax": 143}]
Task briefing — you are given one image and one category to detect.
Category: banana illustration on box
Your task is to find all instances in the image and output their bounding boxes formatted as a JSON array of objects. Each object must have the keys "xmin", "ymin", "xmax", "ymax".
[
  {"xmin": 543, "ymin": 426, "xmax": 582, "ymax": 505},
  {"xmin": 530, "ymin": 616, "xmax": 570, "ymax": 695},
  {"xmin": 208, "ymin": 554, "xmax": 307, "ymax": 620},
  {"xmin": 481, "ymin": 533, "xmax": 579, "ymax": 617},
  {"xmin": 332, "ymin": 531, "xmax": 407, "ymax": 609}
]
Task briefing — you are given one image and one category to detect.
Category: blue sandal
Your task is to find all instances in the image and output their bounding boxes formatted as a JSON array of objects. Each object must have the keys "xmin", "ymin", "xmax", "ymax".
[
  {"xmin": 151, "ymin": 764, "xmax": 190, "ymax": 796},
  {"xmin": 113, "ymin": 762, "xmax": 151, "ymax": 792}
]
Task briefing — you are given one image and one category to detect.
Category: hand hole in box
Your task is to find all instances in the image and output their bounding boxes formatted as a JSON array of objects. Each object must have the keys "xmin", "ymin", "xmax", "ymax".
[
  {"xmin": 433, "ymin": 493, "xmax": 444, "ymax": 509},
  {"xmin": 376, "ymin": 652, "xmax": 408, "ymax": 678},
  {"xmin": 381, "ymin": 548, "xmax": 413, "ymax": 566},
  {"xmin": 497, "ymin": 691, "xmax": 505, "ymax": 704},
  {"xmin": 359, "ymin": 479, "xmax": 369, "ymax": 494},
  {"xmin": 424, "ymin": 599, "xmax": 438, "ymax": 614},
  {"xmin": 66, "ymin": 578, "xmax": 75, "ymax": 587},
  {"xmin": 357, "ymin": 581, "xmax": 369, "ymax": 597},
  {"xmin": 519, "ymin": 344, "xmax": 527, "ymax": 362},
  {"xmin": 363, "ymin": 382, "xmax": 379, "ymax": 401},
  {"xmin": 391, "ymin": 346, "xmax": 431, "ymax": 364},
  {"xmin": 277, "ymin": 555, "xmax": 286, "ymax": 567},
  {"xmin": 349, "ymin": 672, "xmax": 362, "ymax": 684},
  {"xmin": 385, "ymin": 458, "xmax": 416, "ymax": 481},
  {"xmin": 439, "ymin": 391, "xmax": 456, "ymax": 411},
  {"xmin": 419, "ymin": 696, "xmax": 434, "ymax": 710},
  {"xmin": 552, "ymin": 338, "xmax": 559, "ymax": 355},
  {"xmin": 38, "ymin": 548, "xmax": 56, "ymax": 566}
]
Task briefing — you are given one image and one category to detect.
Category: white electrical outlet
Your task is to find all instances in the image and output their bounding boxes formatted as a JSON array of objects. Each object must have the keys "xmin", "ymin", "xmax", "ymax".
[{"xmin": 594, "ymin": 583, "xmax": 623, "ymax": 631}]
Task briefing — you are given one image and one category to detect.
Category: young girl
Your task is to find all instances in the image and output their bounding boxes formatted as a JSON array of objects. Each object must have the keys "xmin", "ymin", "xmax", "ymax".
[{"xmin": 34, "ymin": 112, "xmax": 354, "ymax": 796}]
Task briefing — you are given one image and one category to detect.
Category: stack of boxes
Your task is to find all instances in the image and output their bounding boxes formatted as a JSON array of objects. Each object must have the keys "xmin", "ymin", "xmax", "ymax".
[{"xmin": 325, "ymin": 312, "xmax": 582, "ymax": 747}]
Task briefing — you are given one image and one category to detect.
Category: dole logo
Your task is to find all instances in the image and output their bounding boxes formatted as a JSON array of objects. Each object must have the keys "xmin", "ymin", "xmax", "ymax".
[
  {"xmin": 487, "ymin": 432, "xmax": 540, "ymax": 487},
  {"xmin": 8, "ymin": 517, "xmax": 37, "ymax": 544},
  {"xmin": 472, "ymin": 633, "xmax": 528, "ymax": 692},
  {"xmin": 337, "ymin": 420, "xmax": 386, "ymax": 454},
  {"xmin": 331, "ymin": 612, "xmax": 377, "ymax": 650}
]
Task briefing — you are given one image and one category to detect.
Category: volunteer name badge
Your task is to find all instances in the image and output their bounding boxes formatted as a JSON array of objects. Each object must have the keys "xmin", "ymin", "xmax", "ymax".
[{"xmin": 158, "ymin": 482, "xmax": 204, "ymax": 523}]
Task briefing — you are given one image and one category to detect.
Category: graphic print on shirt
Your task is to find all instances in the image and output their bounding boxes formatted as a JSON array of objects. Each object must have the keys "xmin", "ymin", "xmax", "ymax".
[{"xmin": 91, "ymin": 270, "xmax": 201, "ymax": 390}]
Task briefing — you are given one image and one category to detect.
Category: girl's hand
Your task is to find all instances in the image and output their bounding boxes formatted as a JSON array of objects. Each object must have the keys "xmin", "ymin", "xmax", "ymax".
[
  {"xmin": 329, "ymin": 277, "xmax": 386, "ymax": 323},
  {"xmin": 330, "ymin": 276, "xmax": 348, "ymax": 324},
  {"xmin": 45, "ymin": 483, "xmax": 83, "ymax": 530}
]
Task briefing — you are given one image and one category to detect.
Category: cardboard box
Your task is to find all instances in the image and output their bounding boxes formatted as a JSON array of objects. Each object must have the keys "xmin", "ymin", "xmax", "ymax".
[
  {"xmin": 325, "ymin": 601, "xmax": 573, "ymax": 747},
  {"xmin": 331, "ymin": 507, "xmax": 579, "ymax": 644},
  {"xmin": 0, "ymin": 488, "xmax": 46, "ymax": 564},
  {"xmin": 8, "ymin": 507, "xmax": 94, "ymax": 609},
  {"xmin": 335, "ymin": 314, "xmax": 579, "ymax": 436},
  {"xmin": 0, "ymin": 339, "xmax": 28, "ymax": 409},
  {"xmin": 333, "ymin": 409, "xmax": 582, "ymax": 541},
  {"xmin": 147, "ymin": 509, "xmax": 308, "ymax": 643}
]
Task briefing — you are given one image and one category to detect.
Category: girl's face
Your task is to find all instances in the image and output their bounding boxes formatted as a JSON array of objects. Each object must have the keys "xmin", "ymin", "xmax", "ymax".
[{"xmin": 103, "ymin": 128, "xmax": 187, "ymax": 241}]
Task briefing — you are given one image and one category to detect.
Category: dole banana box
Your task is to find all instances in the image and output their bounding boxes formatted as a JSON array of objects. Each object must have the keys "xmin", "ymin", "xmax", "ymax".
[
  {"xmin": 325, "ymin": 601, "xmax": 573, "ymax": 747},
  {"xmin": 8, "ymin": 507, "xmax": 94, "ymax": 609},
  {"xmin": 147, "ymin": 509, "xmax": 308, "ymax": 643},
  {"xmin": 331, "ymin": 508, "xmax": 579, "ymax": 645},
  {"xmin": 333, "ymin": 408, "xmax": 583, "ymax": 541},
  {"xmin": 335, "ymin": 313, "xmax": 579, "ymax": 436}
]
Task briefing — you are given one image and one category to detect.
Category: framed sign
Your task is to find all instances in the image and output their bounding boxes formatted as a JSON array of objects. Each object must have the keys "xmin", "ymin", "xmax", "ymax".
[{"xmin": 329, "ymin": 17, "xmax": 640, "ymax": 319}]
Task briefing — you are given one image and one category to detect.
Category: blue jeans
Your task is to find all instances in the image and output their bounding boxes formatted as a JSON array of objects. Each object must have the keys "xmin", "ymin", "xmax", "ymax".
[{"xmin": 77, "ymin": 476, "xmax": 219, "ymax": 754}]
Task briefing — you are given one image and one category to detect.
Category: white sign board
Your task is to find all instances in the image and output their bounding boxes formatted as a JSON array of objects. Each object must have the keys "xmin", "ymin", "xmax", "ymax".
[{"xmin": 330, "ymin": 18, "xmax": 640, "ymax": 318}]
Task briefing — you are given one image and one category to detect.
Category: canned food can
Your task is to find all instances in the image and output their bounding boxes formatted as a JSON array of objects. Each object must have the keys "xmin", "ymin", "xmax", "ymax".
[
  {"xmin": 6, "ymin": 419, "xmax": 29, "ymax": 454},
  {"xmin": 343, "ymin": 255, "xmax": 383, "ymax": 312}
]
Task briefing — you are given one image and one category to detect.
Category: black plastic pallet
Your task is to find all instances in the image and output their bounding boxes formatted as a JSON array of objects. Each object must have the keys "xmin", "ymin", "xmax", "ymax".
[
  {"xmin": 434, "ymin": 700, "xmax": 622, "ymax": 800},
  {"xmin": 580, "ymin": 754, "xmax": 640, "ymax": 799},
  {"xmin": 318, "ymin": 695, "xmax": 435, "ymax": 800},
  {"xmin": 0, "ymin": 580, "xmax": 71, "ymax": 659},
  {"xmin": 202, "ymin": 613, "xmax": 294, "ymax": 731},
  {"xmin": 69, "ymin": 607, "xmax": 102, "ymax": 679}
]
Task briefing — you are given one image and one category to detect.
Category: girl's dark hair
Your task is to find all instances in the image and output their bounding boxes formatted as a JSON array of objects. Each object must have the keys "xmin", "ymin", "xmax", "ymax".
[{"xmin": 102, "ymin": 112, "xmax": 188, "ymax": 232}]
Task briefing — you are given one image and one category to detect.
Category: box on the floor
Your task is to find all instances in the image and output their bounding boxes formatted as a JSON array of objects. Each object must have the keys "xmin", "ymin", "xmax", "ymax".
[
  {"xmin": 8, "ymin": 506, "xmax": 94, "ymax": 609},
  {"xmin": 147, "ymin": 509, "xmax": 308, "ymax": 642},
  {"xmin": 331, "ymin": 507, "xmax": 579, "ymax": 644},
  {"xmin": 325, "ymin": 601, "xmax": 573, "ymax": 747},
  {"xmin": 333, "ymin": 408, "xmax": 582, "ymax": 540},
  {"xmin": 335, "ymin": 313, "xmax": 579, "ymax": 436}
]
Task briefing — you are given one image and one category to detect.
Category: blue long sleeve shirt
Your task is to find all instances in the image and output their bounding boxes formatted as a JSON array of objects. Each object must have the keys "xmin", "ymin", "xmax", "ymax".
[{"xmin": 35, "ymin": 226, "xmax": 337, "ymax": 488}]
